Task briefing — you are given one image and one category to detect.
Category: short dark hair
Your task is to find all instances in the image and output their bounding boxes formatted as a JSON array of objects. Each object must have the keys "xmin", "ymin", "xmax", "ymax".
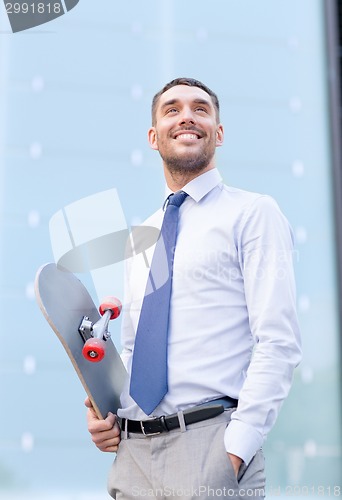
[{"xmin": 151, "ymin": 77, "xmax": 220, "ymax": 125}]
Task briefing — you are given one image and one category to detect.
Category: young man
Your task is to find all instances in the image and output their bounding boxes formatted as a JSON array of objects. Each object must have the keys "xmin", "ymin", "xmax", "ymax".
[{"xmin": 86, "ymin": 78, "xmax": 302, "ymax": 499}]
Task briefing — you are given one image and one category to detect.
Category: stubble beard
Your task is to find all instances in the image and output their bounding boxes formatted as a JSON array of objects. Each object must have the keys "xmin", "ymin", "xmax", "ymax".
[{"xmin": 158, "ymin": 136, "xmax": 216, "ymax": 177}]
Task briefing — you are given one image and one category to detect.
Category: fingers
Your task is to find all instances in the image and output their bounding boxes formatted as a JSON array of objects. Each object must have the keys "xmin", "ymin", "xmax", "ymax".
[
  {"xmin": 90, "ymin": 422, "xmax": 121, "ymax": 452},
  {"xmin": 84, "ymin": 397, "xmax": 92, "ymax": 409},
  {"xmin": 85, "ymin": 398, "xmax": 99, "ymax": 421},
  {"xmin": 86, "ymin": 409, "xmax": 121, "ymax": 453},
  {"xmin": 87, "ymin": 409, "xmax": 115, "ymax": 432}
]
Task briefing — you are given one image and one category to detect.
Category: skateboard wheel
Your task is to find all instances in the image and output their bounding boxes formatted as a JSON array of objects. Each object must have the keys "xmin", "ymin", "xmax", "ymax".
[
  {"xmin": 99, "ymin": 296, "xmax": 122, "ymax": 320},
  {"xmin": 82, "ymin": 338, "xmax": 106, "ymax": 362}
]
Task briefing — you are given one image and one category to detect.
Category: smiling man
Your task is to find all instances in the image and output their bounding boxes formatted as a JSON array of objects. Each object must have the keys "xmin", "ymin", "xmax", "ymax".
[
  {"xmin": 86, "ymin": 78, "xmax": 301, "ymax": 499},
  {"xmin": 148, "ymin": 83, "xmax": 223, "ymax": 184}
]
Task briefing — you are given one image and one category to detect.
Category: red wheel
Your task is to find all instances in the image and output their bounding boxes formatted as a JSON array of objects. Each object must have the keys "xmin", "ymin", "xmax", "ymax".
[
  {"xmin": 82, "ymin": 338, "xmax": 106, "ymax": 362},
  {"xmin": 99, "ymin": 296, "xmax": 122, "ymax": 320}
]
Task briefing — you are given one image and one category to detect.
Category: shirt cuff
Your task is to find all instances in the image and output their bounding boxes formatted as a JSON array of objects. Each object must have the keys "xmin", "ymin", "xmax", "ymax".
[{"xmin": 224, "ymin": 418, "xmax": 264, "ymax": 466}]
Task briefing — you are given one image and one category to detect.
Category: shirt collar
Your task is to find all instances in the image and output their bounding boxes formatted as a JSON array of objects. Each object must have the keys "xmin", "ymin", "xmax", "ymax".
[{"xmin": 164, "ymin": 168, "xmax": 222, "ymax": 204}]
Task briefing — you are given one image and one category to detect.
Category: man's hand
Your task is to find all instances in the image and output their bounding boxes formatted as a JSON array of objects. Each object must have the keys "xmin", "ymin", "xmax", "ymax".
[
  {"xmin": 85, "ymin": 397, "xmax": 121, "ymax": 452},
  {"xmin": 227, "ymin": 452, "xmax": 242, "ymax": 477}
]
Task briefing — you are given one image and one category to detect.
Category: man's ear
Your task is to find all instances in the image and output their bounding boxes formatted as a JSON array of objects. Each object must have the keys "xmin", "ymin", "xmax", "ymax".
[
  {"xmin": 148, "ymin": 127, "xmax": 159, "ymax": 150},
  {"xmin": 216, "ymin": 124, "xmax": 224, "ymax": 147}
]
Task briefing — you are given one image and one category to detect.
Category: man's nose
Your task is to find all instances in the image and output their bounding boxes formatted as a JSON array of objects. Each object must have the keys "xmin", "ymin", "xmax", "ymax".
[{"xmin": 179, "ymin": 107, "xmax": 196, "ymax": 125}]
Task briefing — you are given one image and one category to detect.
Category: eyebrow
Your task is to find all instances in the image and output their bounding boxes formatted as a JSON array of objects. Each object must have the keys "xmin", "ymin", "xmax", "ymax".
[{"xmin": 160, "ymin": 98, "xmax": 212, "ymax": 110}]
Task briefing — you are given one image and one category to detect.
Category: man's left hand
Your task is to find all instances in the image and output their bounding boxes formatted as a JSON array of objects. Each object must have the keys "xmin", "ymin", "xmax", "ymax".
[{"xmin": 227, "ymin": 453, "xmax": 242, "ymax": 477}]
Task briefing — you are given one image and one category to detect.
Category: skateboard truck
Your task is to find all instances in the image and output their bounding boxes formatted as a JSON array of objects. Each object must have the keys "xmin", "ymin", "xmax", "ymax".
[{"xmin": 79, "ymin": 296, "xmax": 122, "ymax": 363}]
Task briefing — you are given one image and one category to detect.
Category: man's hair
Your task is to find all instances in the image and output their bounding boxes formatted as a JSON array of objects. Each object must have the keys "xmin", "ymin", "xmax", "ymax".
[{"xmin": 151, "ymin": 77, "xmax": 220, "ymax": 125}]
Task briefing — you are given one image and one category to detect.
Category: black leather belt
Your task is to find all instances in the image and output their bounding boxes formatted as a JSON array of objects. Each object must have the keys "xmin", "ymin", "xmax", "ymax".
[{"xmin": 122, "ymin": 396, "xmax": 238, "ymax": 436}]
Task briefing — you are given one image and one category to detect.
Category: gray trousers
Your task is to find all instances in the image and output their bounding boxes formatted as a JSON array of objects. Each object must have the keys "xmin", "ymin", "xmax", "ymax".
[{"xmin": 108, "ymin": 409, "xmax": 266, "ymax": 499}]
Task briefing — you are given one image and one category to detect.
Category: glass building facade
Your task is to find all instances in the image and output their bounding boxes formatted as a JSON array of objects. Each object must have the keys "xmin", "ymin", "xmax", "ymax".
[{"xmin": 0, "ymin": 1, "xmax": 341, "ymax": 498}]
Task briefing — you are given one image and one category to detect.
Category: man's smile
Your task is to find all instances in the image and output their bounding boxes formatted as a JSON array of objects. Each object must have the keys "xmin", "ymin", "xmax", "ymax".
[
  {"xmin": 175, "ymin": 133, "xmax": 201, "ymax": 141},
  {"xmin": 172, "ymin": 128, "xmax": 204, "ymax": 141}
]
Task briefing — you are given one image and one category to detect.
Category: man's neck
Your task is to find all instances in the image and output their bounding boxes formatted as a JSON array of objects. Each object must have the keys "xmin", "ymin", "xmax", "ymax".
[{"xmin": 164, "ymin": 164, "xmax": 215, "ymax": 192}]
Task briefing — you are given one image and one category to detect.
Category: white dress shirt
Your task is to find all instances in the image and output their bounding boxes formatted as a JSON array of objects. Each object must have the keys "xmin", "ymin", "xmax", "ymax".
[{"xmin": 118, "ymin": 168, "xmax": 302, "ymax": 465}]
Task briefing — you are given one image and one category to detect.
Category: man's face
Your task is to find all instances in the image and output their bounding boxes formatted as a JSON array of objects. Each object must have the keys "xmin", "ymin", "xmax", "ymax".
[{"xmin": 148, "ymin": 85, "xmax": 224, "ymax": 176}]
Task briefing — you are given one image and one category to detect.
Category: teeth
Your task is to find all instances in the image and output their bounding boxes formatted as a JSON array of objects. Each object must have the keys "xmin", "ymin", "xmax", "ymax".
[{"xmin": 176, "ymin": 133, "xmax": 199, "ymax": 140}]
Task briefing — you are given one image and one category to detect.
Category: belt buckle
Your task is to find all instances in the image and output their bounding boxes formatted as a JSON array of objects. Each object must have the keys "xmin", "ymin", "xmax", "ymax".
[{"xmin": 140, "ymin": 419, "xmax": 161, "ymax": 436}]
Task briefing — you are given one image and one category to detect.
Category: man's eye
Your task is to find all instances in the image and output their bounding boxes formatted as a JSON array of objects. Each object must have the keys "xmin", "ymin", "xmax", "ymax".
[
  {"xmin": 166, "ymin": 108, "xmax": 178, "ymax": 114},
  {"xmin": 195, "ymin": 107, "xmax": 207, "ymax": 113}
]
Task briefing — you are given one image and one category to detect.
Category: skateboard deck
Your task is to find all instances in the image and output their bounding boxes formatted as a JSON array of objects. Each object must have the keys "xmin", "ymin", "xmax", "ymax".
[{"xmin": 35, "ymin": 263, "xmax": 127, "ymax": 419}]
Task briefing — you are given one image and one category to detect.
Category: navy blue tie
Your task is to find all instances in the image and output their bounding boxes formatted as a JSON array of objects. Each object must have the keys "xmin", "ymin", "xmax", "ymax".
[{"xmin": 129, "ymin": 190, "xmax": 188, "ymax": 414}]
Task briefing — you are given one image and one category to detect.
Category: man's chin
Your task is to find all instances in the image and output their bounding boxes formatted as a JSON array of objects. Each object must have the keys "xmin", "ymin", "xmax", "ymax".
[{"xmin": 165, "ymin": 158, "xmax": 210, "ymax": 175}]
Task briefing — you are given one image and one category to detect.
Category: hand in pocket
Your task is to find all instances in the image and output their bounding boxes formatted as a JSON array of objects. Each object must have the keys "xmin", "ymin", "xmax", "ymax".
[{"xmin": 227, "ymin": 453, "xmax": 242, "ymax": 477}]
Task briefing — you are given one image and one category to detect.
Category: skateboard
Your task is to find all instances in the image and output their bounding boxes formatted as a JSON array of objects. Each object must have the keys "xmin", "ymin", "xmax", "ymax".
[{"xmin": 35, "ymin": 263, "xmax": 127, "ymax": 419}]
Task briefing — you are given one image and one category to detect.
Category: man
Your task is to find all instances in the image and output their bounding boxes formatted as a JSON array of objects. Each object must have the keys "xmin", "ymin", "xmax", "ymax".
[{"xmin": 86, "ymin": 78, "xmax": 301, "ymax": 499}]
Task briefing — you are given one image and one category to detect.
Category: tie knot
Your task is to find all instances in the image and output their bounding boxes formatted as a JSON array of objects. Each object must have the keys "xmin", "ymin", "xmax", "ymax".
[{"xmin": 167, "ymin": 191, "xmax": 188, "ymax": 208}]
